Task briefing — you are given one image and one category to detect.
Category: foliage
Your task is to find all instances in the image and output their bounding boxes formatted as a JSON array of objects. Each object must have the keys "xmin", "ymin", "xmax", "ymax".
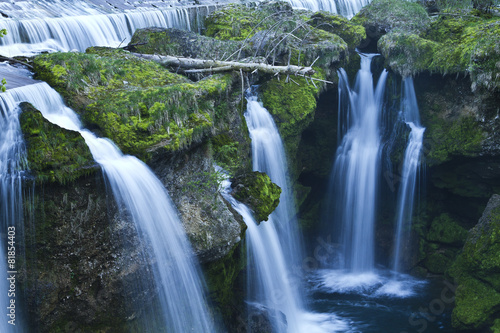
[
  {"xmin": 211, "ymin": 134, "xmax": 241, "ymax": 176},
  {"xmin": 203, "ymin": 2, "xmax": 349, "ymax": 71},
  {"xmin": 19, "ymin": 102, "xmax": 96, "ymax": 184}
]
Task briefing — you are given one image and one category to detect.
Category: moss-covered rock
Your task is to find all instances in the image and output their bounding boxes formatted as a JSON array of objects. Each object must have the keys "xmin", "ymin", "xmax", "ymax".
[
  {"xmin": 427, "ymin": 213, "xmax": 469, "ymax": 246},
  {"xmin": 203, "ymin": 243, "xmax": 246, "ymax": 325},
  {"xmin": 231, "ymin": 171, "xmax": 282, "ymax": 222},
  {"xmin": 449, "ymin": 194, "xmax": 500, "ymax": 330},
  {"xmin": 203, "ymin": 2, "xmax": 349, "ymax": 72},
  {"xmin": 309, "ymin": 11, "xmax": 366, "ymax": 51},
  {"xmin": 260, "ymin": 76, "xmax": 320, "ymax": 167},
  {"xmin": 376, "ymin": 7, "xmax": 500, "ymax": 91},
  {"xmin": 129, "ymin": 28, "xmax": 243, "ymax": 60},
  {"xmin": 352, "ymin": 0, "xmax": 431, "ymax": 37},
  {"xmin": 19, "ymin": 102, "xmax": 96, "ymax": 184},
  {"xmin": 33, "ymin": 49, "xmax": 235, "ymax": 160},
  {"xmin": 204, "ymin": 2, "xmax": 296, "ymax": 41}
]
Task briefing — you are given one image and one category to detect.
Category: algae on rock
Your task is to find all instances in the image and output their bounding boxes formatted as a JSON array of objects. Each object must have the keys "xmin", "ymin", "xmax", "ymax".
[
  {"xmin": 19, "ymin": 102, "xmax": 96, "ymax": 184},
  {"xmin": 231, "ymin": 171, "xmax": 282, "ymax": 222},
  {"xmin": 449, "ymin": 194, "xmax": 500, "ymax": 331},
  {"xmin": 33, "ymin": 47, "xmax": 235, "ymax": 160}
]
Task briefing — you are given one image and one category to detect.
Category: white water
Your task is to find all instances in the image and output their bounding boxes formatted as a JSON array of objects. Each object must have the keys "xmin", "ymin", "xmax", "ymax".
[
  {"xmin": 286, "ymin": 0, "xmax": 371, "ymax": 18},
  {"xmin": 4, "ymin": 82, "xmax": 216, "ymax": 332},
  {"xmin": 220, "ymin": 177, "xmax": 347, "ymax": 333},
  {"xmin": 0, "ymin": 4, "xmax": 212, "ymax": 57},
  {"xmin": 0, "ymin": 91, "xmax": 26, "ymax": 333},
  {"xmin": 0, "ymin": 0, "xmax": 374, "ymax": 57},
  {"xmin": 328, "ymin": 54, "xmax": 388, "ymax": 273},
  {"xmin": 236, "ymin": 94, "xmax": 346, "ymax": 332},
  {"xmin": 392, "ymin": 77, "xmax": 425, "ymax": 272}
]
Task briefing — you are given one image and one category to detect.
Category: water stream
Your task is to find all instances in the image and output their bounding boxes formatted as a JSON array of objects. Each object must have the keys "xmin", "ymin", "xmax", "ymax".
[
  {"xmin": 1, "ymin": 82, "xmax": 217, "ymax": 332},
  {"xmin": 392, "ymin": 77, "xmax": 425, "ymax": 273},
  {"xmin": 328, "ymin": 54, "xmax": 388, "ymax": 273}
]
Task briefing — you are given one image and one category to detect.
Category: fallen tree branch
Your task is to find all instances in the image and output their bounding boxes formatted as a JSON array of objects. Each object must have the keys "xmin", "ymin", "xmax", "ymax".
[
  {"xmin": 0, "ymin": 55, "xmax": 34, "ymax": 70},
  {"xmin": 131, "ymin": 53, "xmax": 316, "ymax": 76}
]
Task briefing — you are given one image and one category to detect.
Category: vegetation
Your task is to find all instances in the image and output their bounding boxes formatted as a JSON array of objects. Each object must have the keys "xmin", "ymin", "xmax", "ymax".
[
  {"xmin": 449, "ymin": 199, "xmax": 500, "ymax": 330},
  {"xmin": 366, "ymin": 0, "xmax": 500, "ymax": 91},
  {"xmin": 19, "ymin": 102, "xmax": 96, "ymax": 184},
  {"xmin": 33, "ymin": 48, "xmax": 235, "ymax": 160},
  {"xmin": 231, "ymin": 171, "xmax": 282, "ymax": 222}
]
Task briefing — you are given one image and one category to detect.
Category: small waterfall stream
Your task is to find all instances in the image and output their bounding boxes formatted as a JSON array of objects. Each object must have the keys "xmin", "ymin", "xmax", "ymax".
[
  {"xmin": 286, "ymin": 0, "xmax": 371, "ymax": 18},
  {"xmin": 1, "ymin": 82, "xmax": 217, "ymax": 332},
  {"xmin": 329, "ymin": 54, "xmax": 388, "ymax": 273},
  {"xmin": 0, "ymin": 3, "xmax": 214, "ymax": 57},
  {"xmin": 0, "ymin": 91, "xmax": 27, "ymax": 333},
  {"xmin": 228, "ymin": 92, "xmax": 346, "ymax": 333},
  {"xmin": 392, "ymin": 77, "xmax": 425, "ymax": 272}
]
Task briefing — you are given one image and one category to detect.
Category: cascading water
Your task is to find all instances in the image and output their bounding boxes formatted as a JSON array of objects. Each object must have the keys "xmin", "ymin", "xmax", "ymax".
[
  {"xmin": 0, "ymin": 3, "xmax": 214, "ymax": 57},
  {"xmin": 3, "ymin": 82, "xmax": 217, "ymax": 332},
  {"xmin": 0, "ymin": 91, "xmax": 27, "ymax": 333},
  {"xmin": 329, "ymin": 54, "xmax": 388, "ymax": 273},
  {"xmin": 392, "ymin": 77, "xmax": 425, "ymax": 273},
  {"xmin": 285, "ymin": 0, "xmax": 371, "ymax": 18},
  {"xmin": 229, "ymin": 92, "xmax": 345, "ymax": 333}
]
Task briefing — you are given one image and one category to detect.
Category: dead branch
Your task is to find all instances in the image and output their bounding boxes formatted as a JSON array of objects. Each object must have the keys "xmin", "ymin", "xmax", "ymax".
[{"xmin": 132, "ymin": 53, "xmax": 316, "ymax": 76}]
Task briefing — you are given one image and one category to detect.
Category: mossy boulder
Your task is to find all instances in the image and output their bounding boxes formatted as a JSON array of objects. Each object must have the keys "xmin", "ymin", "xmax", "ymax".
[
  {"xmin": 231, "ymin": 171, "xmax": 282, "ymax": 222},
  {"xmin": 427, "ymin": 213, "xmax": 469, "ymax": 246},
  {"xmin": 449, "ymin": 194, "xmax": 500, "ymax": 330},
  {"xmin": 203, "ymin": 2, "xmax": 349, "ymax": 72},
  {"xmin": 352, "ymin": 0, "xmax": 431, "ymax": 39},
  {"xmin": 33, "ymin": 48, "xmax": 235, "ymax": 160},
  {"xmin": 204, "ymin": 2, "xmax": 296, "ymax": 42},
  {"xmin": 377, "ymin": 8, "xmax": 500, "ymax": 91},
  {"xmin": 19, "ymin": 102, "xmax": 96, "ymax": 184},
  {"xmin": 309, "ymin": 11, "xmax": 366, "ymax": 51},
  {"xmin": 261, "ymin": 75, "xmax": 320, "ymax": 171},
  {"xmin": 128, "ymin": 27, "xmax": 243, "ymax": 60}
]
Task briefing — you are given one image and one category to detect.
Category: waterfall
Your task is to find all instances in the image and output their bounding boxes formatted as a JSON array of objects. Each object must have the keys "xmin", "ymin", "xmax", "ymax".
[
  {"xmin": 225, "ymin": 92, "xmax": 345, "ymax": 332},
  {"xmin": 0, "ymin": 91, "xmax": 27, "ymax": 332},
  {"xmin": 0, "ymin": 4, "xmax": 214, "ymax": 57},
  {"xmin": 329, "ymin": 54, "xmax": 388, "ymax": 273},
  {"xmin": 3, "ymin": 82, "xmax": 217, "ymax": 332},
  {"xmin": 392, "ymin": 77, "xmax": 425, "ymax": 272},
  {"xmin": 285, "ymin": 0, "xmax": 371, "ymax": 18}
]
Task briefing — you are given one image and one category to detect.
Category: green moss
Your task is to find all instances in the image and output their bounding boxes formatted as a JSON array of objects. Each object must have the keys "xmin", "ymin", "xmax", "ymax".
[
  {"xmin": 424, "ymin": 251, "xmax": 454, "ymax": 274},
  {"xmin": 449, "ymin": 203, "xmax": 500, "ymax": 329},
  {"xmin": 204, "ymin": 2, "xmax": 295, "ymax": 41},
  {"xmin": 492, "ymin": 318, "xmax": 500, "ymax": 333},
  {"xmin": 19, "ymin": 103, "xmax": 96, "ymax": 184},
  {"xmin": 261, "ymin": 75, "xmax": 320, "ymax": 162},
  {"xmin": 34, "ymin": 50, "xmax": 235, "ymax": 159},
  {"xmin": 427, "ymin": 213, "xmax": 468, "ymax": 246},
  {"xmin": 424, "ymin": 115, "xmax": 484, "ymax": 165},
  {"xmin": 309, "ymin": 11, "xmax": 366, "ymax": 50},
  {"xmin": 452, "ymin": 277, "xmax": 500, "ymax": 329},
  {"xmin": 352, "ymin": 0, "xmax": 431, "ymax": 34},
  {"xmin": 204, "ymin": 243, "xmax": 245, "ymax": 321},
  {"xmin": 231, "ymin": 171, "xmax": 282, "ymax": 222},
  {"xmin": 378, "ymin": 32, "xmax": 439, "ymax": 77},
  {"xmin": 378, "ymin": 12, "xmax": 500, "ymax": 91}
]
